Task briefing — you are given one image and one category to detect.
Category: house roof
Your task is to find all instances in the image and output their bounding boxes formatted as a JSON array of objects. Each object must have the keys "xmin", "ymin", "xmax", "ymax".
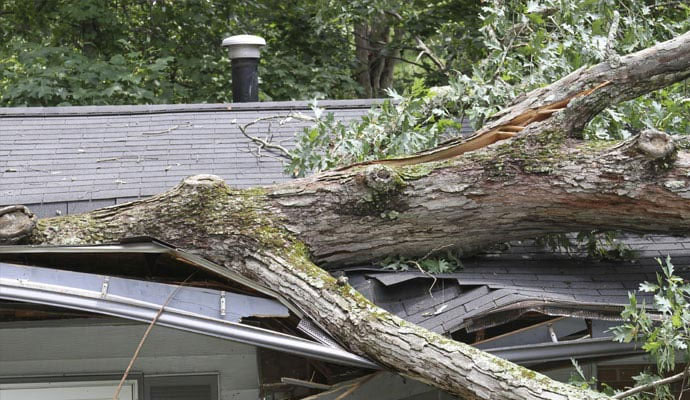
[
  {"xmin": 3, "ymin": 99, "xmax": 690, "ymax": 363},
  {"xmin": 342, "ymin": 236, "xmax": 690, "ymax": 335},
  {"xmin": 0, "ymin": 100, "xmax": 381, "ymax": 217}
]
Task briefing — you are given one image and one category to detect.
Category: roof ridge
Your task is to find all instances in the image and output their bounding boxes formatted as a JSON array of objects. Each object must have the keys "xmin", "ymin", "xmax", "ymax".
[{"xmin": 0, "ymin": 99, "xmax": 385, "ymax": 118}]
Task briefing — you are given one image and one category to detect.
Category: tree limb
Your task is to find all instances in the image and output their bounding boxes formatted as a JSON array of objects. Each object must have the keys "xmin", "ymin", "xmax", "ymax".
[
  {"xmin": 337, "ymin": 30, "xmax": 690, "ymax": 169},
  {"xmin": 612, "ymin": 366, "xmax": 689, "ymax": 399},
  {"xmin": 0, "ymin": 205, "xmax": 36, "ymax": 244},
  {"xmin": 385, "ymin": 10, "xmax": 447, "ymax": 73},
  {"xmin": 237, "ymin": 113, "xmax": 311, "ymax": 160}
]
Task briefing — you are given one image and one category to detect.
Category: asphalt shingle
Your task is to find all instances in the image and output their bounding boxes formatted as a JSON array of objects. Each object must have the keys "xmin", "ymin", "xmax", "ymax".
[
  {"xmin": 346, "ymin": 241, "xmax": 690, "ymax": 335},
  {"xmin": 2, "ymin": 100, "xmax": 425, "ymax": 216}
]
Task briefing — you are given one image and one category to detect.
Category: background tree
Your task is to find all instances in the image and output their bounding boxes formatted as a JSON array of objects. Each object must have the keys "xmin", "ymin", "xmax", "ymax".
[
  {"xmin": 1, "ymin": 0, "xmax": 472, "ymax": 104},
  {"xmin": 287, "ymin": 0, "xmax": 690, "ymax": 176},
  {"xmin": 0, "ymin": 0, "xmax": 362, "ymax": 105}
]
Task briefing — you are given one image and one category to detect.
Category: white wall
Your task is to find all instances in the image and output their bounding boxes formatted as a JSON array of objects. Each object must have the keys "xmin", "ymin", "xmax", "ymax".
[
  {"xmin": 0, "ymin": 318, "xmax": 460, "ymax": 400},
  {"xmin": 0, "ymin": 319, "xmax": 258, "ymax": 400}
]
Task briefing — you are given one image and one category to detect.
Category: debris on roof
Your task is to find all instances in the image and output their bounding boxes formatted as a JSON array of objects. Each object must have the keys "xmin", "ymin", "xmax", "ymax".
[
  {"xmin": 342, "ymin": 236, "xmax": 690, "ymax": 337},
  {"xmin": 0, "ymin": 100, "xmax": 383, "ymax": 216}
]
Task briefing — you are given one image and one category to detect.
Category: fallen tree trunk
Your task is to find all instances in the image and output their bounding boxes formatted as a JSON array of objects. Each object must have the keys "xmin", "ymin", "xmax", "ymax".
[{"xmin": 3, "ymin": 30, "xmax": 690, "ymax": 400}]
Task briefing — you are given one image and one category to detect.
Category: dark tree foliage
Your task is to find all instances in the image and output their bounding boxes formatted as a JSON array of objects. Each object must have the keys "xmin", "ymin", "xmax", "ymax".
[
  {"xmin": 0, "ymin": 0, "xmax": 361, "ymax": 105},
  {"xmin": 0, "ymin": 0, "xmax": 486, "ymax": 106}
]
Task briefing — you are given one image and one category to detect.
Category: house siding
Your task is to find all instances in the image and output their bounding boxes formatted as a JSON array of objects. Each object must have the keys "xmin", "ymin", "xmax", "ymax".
[{"xmin": 0, "ymin": 320, "xmax": 259, "ymax": 400}]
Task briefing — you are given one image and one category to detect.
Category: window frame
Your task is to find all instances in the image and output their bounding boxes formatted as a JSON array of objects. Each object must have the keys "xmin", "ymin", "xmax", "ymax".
[
  {"xmin": 0, "ymin": 372, "xmax": 219, "ymax": 400},
  {"xmin": 0, "ymin": 374, "xmax": 143, "ymax": 400}
]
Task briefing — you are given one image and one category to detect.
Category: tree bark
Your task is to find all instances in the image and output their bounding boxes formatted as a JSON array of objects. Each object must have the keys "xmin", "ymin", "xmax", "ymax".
[
  {"xmin": 5, "ymin": 31, "xmax": 690, "ymax": 400},
  {"xmin": 353, "ymin": 13, "xmax": 399, "ymax": 98}
]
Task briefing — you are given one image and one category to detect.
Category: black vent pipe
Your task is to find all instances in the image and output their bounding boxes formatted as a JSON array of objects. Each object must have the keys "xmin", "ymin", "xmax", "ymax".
[{"xmin": 222, "ymin": 35, "xmax": 266, "ymax": 103}]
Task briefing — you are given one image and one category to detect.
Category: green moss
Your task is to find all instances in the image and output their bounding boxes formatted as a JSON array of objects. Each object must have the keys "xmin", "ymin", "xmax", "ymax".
[
  {"xmin": 398, "ymin": 163, "xmax": 436, "ymax": 180},
  {"xmin": 187, "ymin": 185, "xmax": 384, "ymax": 312},
  {"xmin": 347, "ymin": 167, "xmax": 410, "ymax": 218},
  {"xmin": 582, "ymin": 139, "xmax": 619, "ymax": 151},
  {"xmin": 32, "ymin": 213, "xmax": 111, "ymax": 244},
  {"xmin": 520, "ymin": 369, "xmax": 537, "ymax": 380},
  {"xmin": 482, "ymin": 130, "xmax": 568, "ymax": 176}
]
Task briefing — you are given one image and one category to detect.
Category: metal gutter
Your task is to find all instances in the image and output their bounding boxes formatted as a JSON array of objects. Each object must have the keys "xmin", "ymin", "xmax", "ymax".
[
  {"xmin": 485, "ymin": 337, "xmax": 641, "ymax": 365},
  {"xmin": 0, "ymin": 262, "xmax": 379, "ymax": 370},
  {"xmin": 0, "ymin": 242, "xmax": 305, "ymax": 318},
  {"xmin": 0, "ymin": 262, "xmax": 289, "ymax": 323},
  {"xmin": 166, "ymin": 248, "xmax": 306, "ymax": 318},
  {"xmin": 0, "ymin": 240, "xmax": 354, "ymax": 350},
  {"xmin": 0, "ymin": 243, "xmax": 168, "ymax": 254}
]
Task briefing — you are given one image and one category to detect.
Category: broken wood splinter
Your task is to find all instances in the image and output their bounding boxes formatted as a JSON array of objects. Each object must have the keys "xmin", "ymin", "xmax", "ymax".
[{"xmin": 338, "ymin": 80, "xmax": 612, "ymax": 170}]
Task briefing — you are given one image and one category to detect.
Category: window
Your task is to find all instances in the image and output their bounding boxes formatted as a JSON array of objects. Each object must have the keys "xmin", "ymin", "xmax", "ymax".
[
  {"xmin": 0, "ymin": 374, "xmax": 218, "ymax": 400},
  {"xmin": 0, "ymin": 379, "xmax": 139, "ymax": 400},
  {"xmin": 145, "ymin": 375, "xmax": 218, "ymax": 400}
]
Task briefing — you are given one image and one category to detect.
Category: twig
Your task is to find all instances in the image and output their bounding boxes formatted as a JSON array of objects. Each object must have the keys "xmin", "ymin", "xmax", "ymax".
[
  {"xmin": 238, "ymin": 126, "xmax": 291, "ymax": 159},
  {"xmin": 606, "ymin": 11, "xmax": 621, "ymax": 68},
  {"xmin": 409, "ymin": 260, "xmax": 438, "ymax": 297},
  {"xmin": 141, "ymin": 121, "xmax": 192, "ymax": 136},
  {"xmin": 385, "ymin": 11, "xmax": 446, "ymax": 73},
  {"xmin": 280, "ymin": 377, "xmax": 331, "ymax": 390},
  {"xmin": 96, "ymin": 155, "xmax": 159, "ymax": 163},
  {"xmin": 299, "ymin": 372, "xmax": 380, "ymax": 400},
  {"xmin": 242, "ymin": 146, "xmax": 289, "ymax": 163},
  {"xmin": 112, "ymin": 273, "xmax": 196, "ymax": 399},
  {"xmin": 141, "ymin": 124, "xmax": 179, "ymax": 136},
  {"xmin": 420, "ymin": 244, "xmax": 453, "ymax": 260},
  {"xmin": 493, "ymin": 24, "xmax": 526, "ymax": 81},
  {"xmin": 237, "ymin": 114, "xmax": 314, "ymax": 160},
  {"xmin": 612, "ymin": 366, "xmax": 690, "ymax": 399},
  {"xmin": 333, "ymin": 372, "xmax": 379, "ymax": 400},
  {"xmin": 350, "ymin": 35, "xmax": 433, "ymax": 72},
  {"xmin": 419, "ymin": 244, "xmax": 456, "ymax": 296},
  {"xmin": 678, "ymin": 363, "xmax": 689, "ymax": 400},
  {"xmin": 648, "ymin": 0, "xmax": 684, "ymax": 10}
]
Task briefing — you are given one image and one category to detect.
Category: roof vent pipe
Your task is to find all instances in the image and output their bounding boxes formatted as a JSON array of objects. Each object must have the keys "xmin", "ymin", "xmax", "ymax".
[{"xmin": 222, "ymin": 35, "xmax": 266, "ymax": 103}]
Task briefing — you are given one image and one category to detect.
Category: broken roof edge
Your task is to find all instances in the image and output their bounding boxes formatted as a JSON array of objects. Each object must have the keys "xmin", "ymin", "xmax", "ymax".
[
  {"xmin": 0, "ymin": 262, "xmax": 379, "ymax": 370},
  {"xmin": 0, "ymin": 239, "xmax": 306, "ymax": 319},
  {"xmin": 0, "ymin": 99, "xmax": 387, "ymax": 118},
  {"xmin": 462, "ymin": 303, "xmax": 639, "ymax": 334}
]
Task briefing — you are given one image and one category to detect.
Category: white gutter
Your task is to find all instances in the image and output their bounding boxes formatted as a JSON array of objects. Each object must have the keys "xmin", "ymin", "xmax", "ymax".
[
  {"xmin": 0, "ymin": 242, "xmax": 305, "ymax": 317},
  {"xmin": 0, "ymin": 262, "xmax": 379, "ymax": 370}
]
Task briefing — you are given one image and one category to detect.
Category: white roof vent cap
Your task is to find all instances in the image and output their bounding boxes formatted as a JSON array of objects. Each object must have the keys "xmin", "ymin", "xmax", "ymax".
[{"xmin": 222, "ymin": 35, "xmax": 266, "ymax": 59}]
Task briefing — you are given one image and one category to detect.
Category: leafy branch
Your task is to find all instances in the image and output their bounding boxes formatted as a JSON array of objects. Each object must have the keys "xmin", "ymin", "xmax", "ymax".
[
  {"xmin": 609, "ymin": 256, "xmax": 690, "ymax": 400},
  {"xmin": 379, "ymin": 249, "xmax": 462, "ymax": 275}
]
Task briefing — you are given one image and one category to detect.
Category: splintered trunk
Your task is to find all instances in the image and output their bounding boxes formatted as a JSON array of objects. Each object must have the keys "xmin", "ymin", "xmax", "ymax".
[{"xmin": 3, "ymin": 30, "xmax": 690, "ymax": 400}]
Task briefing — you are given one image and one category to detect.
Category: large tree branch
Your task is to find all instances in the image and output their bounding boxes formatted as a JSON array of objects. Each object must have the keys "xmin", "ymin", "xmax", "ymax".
[
  {"xmin": 23, "ymin": 175, "xmax": 606, "ymax": 400},
  {"xmin": 5, "ymin": 31, "xmax": 690, "ymax": 400},
  {"xmin": 339, "ymin": 30, "xmax": 690, "ymax": 169},
  {"xmin": 272, "ymin": 128, "xmax": 690, "ymax": 266},
  {"xmin": 490, "ymin": 30, "xmax": 690, "ymax": 136}
]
